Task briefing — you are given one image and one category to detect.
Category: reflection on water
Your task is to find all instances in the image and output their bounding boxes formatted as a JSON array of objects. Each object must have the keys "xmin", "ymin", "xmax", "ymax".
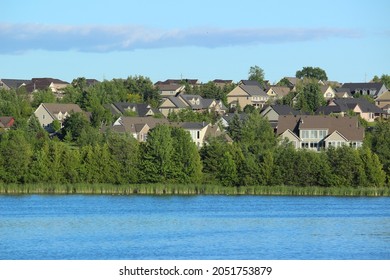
[{"xmin": 0, "ymin": 195, "xmax": 389, "ymax": 260}]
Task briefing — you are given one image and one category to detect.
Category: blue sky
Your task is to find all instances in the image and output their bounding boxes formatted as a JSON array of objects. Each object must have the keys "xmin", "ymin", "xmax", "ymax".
[{"xmin": 1, "ymin": 0, "xmax": 389, "ymax": 84}]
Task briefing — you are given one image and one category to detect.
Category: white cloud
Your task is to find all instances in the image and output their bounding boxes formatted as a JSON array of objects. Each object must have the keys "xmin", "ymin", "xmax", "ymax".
[{"xmin": 0, "ymin": 23, "xmax": 362, "ymax": 54}]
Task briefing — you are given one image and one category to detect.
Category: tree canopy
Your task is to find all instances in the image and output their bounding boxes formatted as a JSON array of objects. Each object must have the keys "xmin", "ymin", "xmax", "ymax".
[{"xmin": 296, "ymin": 66, "xmax": 328, "ymax": 81}]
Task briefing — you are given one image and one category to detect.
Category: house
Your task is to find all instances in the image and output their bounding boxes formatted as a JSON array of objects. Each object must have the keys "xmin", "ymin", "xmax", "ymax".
[
  {"xmin": 341, "ymin": 82, "xmax": 387, "ymax": 98},
  {"xmin": 111, "ymin": 116, "xmax": 170, "ymax": 141},
  {"xmin": 111, "ymin": 116, "xmax": 211, "ymax": 147},
  {"xmin": 260, "ymin": 105, "xmax": 300, "ymax": 129},
  {"xmin": 180, "ymin": 122, "xmax": 210, "ymax": 147},
  {"xmin": 219, "ymin": 113, "xmax": 248, "ymax": 128},
  {"xmin": 0, "ymin": 79, "xmax": 31, "ymax": 90},
  {"xmin": 334, "ymin": 88, "xmax": 353, "ymax": 99},
  {"xmin": 316, "ymin": 98, "xmax": 384, "ymax": 122},
  {"xmin": 204, "ymin": 124, "xmax": 233, "ymax": 143},
  {"xmin": 105, "ymin": 102, "xmax": 159, "ymax": 117},
  {"xmin": 227, "ymin": 84, "xmax": 269, "ymax": 109},
  {"xmin": 155, "ymin": 83, "xmax": 185, "ymax": 98},
  {"xmin": 279, "ymin": 77, "xmax": 300, "ymax": 90},
  {"xmin": 277, "ymin": 115, "xmax": 364, "ymax": 150},
  {"xmin": 320, "ymin": 85, "xmax": 336, "ymax": 100},
  {"xmin": 159, "ymin": 94, "xmax": 226, "ymax": 117},
  {"xmin": 213, "ymin": 79, "xmax": 233, "ymax": 88},
  {"xmin": 0, "ymin": 117, "xmax": 15, "ymax": 131},
  {"xmin": 375, "ymin": 91, "xmax": 390, "ymax": 109},
  {"xmin": 266, "ymin": 86, "xmax": 291, "ymax": 101},
  {"xmin": 34, "ymin": 103, "xmax": 84, "ymax": 131},
  {"xmin": 26, "ymin": 78, "xmax": 69, "ymax": 93}
]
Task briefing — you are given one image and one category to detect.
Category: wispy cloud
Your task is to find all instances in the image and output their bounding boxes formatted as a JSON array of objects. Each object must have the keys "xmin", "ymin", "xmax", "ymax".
[{"xmin": 0, "ymin": 23, "xmax": 362, "ymax": 54}]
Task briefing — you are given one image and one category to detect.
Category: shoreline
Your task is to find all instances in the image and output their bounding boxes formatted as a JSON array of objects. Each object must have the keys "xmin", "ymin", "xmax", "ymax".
[{"xmin": 0, "ymin": 183, "xmax": 389, "ymax": 197}]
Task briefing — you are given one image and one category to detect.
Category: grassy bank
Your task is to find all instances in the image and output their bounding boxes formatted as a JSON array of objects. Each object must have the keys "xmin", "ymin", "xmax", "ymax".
[{"xmin": 0, "ymin": 183, "xmax": 389, "ymax": 196}]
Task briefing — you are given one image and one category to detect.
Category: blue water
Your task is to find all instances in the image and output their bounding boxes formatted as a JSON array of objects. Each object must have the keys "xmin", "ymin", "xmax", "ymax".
[{"xmin": 0, "ymin": 195, "xmax": 389, "ymax": 260}]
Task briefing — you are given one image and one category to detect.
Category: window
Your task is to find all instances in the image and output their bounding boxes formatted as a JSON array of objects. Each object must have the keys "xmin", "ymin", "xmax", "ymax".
[
  {"xmin": 310, "ymin": 130, "xmax": 318, "ymax": 138},
  {"xmin": 197, "ymin": 131, "xmax": 200, "ymax": 139},
  {"xmin": 42, "ymin": 115, "xmax": 45, "ymax": 119}
]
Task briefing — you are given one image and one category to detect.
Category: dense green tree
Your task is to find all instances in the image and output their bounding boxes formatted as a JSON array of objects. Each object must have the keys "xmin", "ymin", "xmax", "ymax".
[
  {"xmin": 295, "ymin": 81, "xmax": 326, "ymax": 112},
  {"xmin": 248, "ymin": 65, "xmax": 266, "ymax": 87},
  {"xmin": 171, "ymin": 127, "xmax": 203, "ymax": 183},
  {"xmin": 31, "ymin": 89, "xmax": 56, "ymax": 108},
  {"xmin": 370, "ymin": 120, "xmax": 390, "ymax": 176},
  {"xmin": 218, "ymin": 151, "xmax": 238, "ymax": 186},
  {"xmin": 359, "ymin": 148, "xmax": 386, "ymax": 187},
  {"xmin": 0, "ymin": 130, "xmax": 32, "ymax": 183},
  {"xmin": 296, "ymin": 66, "xmax": 328, "ymax": 81},
  {"xmin": 62, "ymin": 112, "xmax": 90, "ymax": 142},
  {"xmin": 240, "ymin": 110, "xmax": 277, "ymax": 155},
  {"xmin": 141, "ymin": 125, "xmax": 174, "ymax": 182},
  {"xmin": 106, "ymin": 132, "xmax": 140, "ymax": 183},
  {"xmin": 276, "ymin": 77, "xmax": 292, "ymax": 87},
  {"xmin": 326, "ymin": 146, "xmax": 366, "ymax": 187},
  {"xmin": 226, "ymin": 114, "xmax": 243, "ymax": 142},
  {"xmin": 372, "ymin": 74, "xmax": 390, "ymax": 89},
  {"xmin": 125, "ymin": 76, "xmax": 160, "ymax": 106}
]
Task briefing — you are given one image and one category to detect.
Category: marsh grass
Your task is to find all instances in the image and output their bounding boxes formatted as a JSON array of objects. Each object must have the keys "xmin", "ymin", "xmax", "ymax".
[{"xmin": 0, "ymin": 183, "xmax": 389, "ymax": 196}]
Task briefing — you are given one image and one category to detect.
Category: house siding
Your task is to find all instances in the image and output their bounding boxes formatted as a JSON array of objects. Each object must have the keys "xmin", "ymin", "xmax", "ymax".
[{"xmin": 34, "ymin": 104, "xmax": 54, "ymax": 128}]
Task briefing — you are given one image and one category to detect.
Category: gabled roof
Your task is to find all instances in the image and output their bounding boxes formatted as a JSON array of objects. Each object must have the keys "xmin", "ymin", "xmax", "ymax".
[
  {"xmin": 268, "ymin": 86, "xmax": 291, "ymax": 97},
  {"xmin": 221, "ymin": 113, "xmax": 248, "ymax": 123},
  {"xmin": 0, "ymin": 117, "xmax": 15, "ymax": 128},
  {"xmin": 0, "ymin": 79, "xmax": 31, "ymax": 89},
  {"xmin": 333, "ymin": 98, "xmax": 383, "ymax": 113},
  {"xmin": 239, "ymin": 80, "xmax": 263, "ymax": 87},
  {"xmin": 162, "ymin": 96, "xmax": 188, "ymax": 108},
  {"xmin": 108, "ymin": 102, "xmax": 158, "ymax": 117},
  {"xmin": 240, "ymin": 85, "xmax": 268, "ymax": 97},
  {"xmin": 341, "ymin": 82, "xmax": 385, "ymax": 92},
  {"xmin": 213, "ymin": 79, "xmax": 233, "ymax": 84},
  {"xmin": 180, "ymin": 122, "xmax": 209, "ymax": 130},
  {"xmin": 376, "ymin": 91, "xmax": 390, "ymax": 101},
  {"xmin": 277, "ymin": 115, "xmax": 364, "ymax": 141},
  {"xmin": 26, "ymin": 78, "xmax": 69, "ymax": 92},
  {"xmin": 156, "ymin": 83, "xmax": 184, "ymax": 92},
  {"xmin": 41, "ymin": 103, "xmax": 83, "ymax": 115},
  {"xmin": 116, "ymin": 116, "xmax": 169, "ymax": 132},
  {"xmin": 262, "ymin": 104, "xmax": 300, "ymax": 116}
]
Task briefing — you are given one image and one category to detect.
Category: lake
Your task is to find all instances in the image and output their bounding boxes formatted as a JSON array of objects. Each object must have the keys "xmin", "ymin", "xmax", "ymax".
[{"xmin": 0, "ymin": 195, "xmax": 389, "ymax": 260}]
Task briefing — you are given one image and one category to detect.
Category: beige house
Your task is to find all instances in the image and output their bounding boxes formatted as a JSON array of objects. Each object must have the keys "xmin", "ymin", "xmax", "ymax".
[
  {"xmin": 156, "ymin": 83, "xmax": 185, "ymax": 98},
  {"xmin": 277, "ymin": 115, "xmax": 364, "ymax": 151},
  {"xmin": 266, "ymin": 86, "xmax": 291, "ymax": 100},
  {"xmin": 34, "ymin": 103, "xmax": 84, "ymax": 130},
  {"xmin": 26, "ymin": 78, "xmax": 69, "ymax": 93},
  {"xmin": 159, "ymin": 94, "xmax": 226, "ymax": 117},
  {"xmin": 320, "ymin": 85, "xmax": 336, "ymax": 100},
  {"xmin": 376, "ymin": 91, "xmax": 390, "ymax": 109},
  {"xmin": 112, "ymin": 117, "xmax": 211, "ymax": 147},
  {"xmin": 227, "ymin": 84, "xmax": 269, "ymax": 109}
]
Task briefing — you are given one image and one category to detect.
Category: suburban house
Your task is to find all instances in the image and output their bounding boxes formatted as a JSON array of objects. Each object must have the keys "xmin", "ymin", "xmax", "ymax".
[
  {"xmin": 111, "ymin": 116, "xmax": 212, "ymax": 147},
  {"xmin": 279, "ymin": 77, "xmax": 300, "ymax": 90},
  {"xmin": 26, "ymin": 78, "xmax": 69, "ymax": 94},
  {"xmin": 219, "ymin": 113, "xmax": 248, "ymax": 128},
  {"xmin": 334, "ymin": 88, "xmax": 353, "ymax": 99},
  {"xmin": 0, "ymin": 117, "xmax": 15, "ymax": 131},
  {"xmin": 159, "ymin": 94, "xmax": 226, "ymax": 117},
  {"xmin": 320, "ymin": 85, "xmax": 336, "ymax": 100},
  {"xmin": 260, "ymin": 105, "xmax": 300, "ymax": 129},
  {"xmin": 316, "ymin": 98, "xmax": 384, "ymax": 122},
  {"xmin": 0, "ymin": 79, "xmax": 31, "ymax": 90},
  {"xmin": 155, "ymin": 83, "xmax": 185, "ymax": 98},
  {"xmin": 341, "ymin": 82, "xmax": 387, "ymax": 98},
  {"xmin": 213, "ymin": 79, "xmax": 233, "ymax": 88},
  {"xmin": 277, "ymin": 115, "xmax": 364, "ymax": 150},
  {"xmin": 375, "ymin": 91, "xmax": 390, "ymax": 109},
  {"xmin": 376, "ymin": 91, "xmax": 390, "ymax": 117},
  {"xmin": 111, "ymin": 116, "xmax": 170, "ymax": 142},
  {"xmin": 105, "ymin": 102, "xmax": 159, "ymax": 117},
  {"xmin": 227, "ymin": 84, "xmax": 269, "ymax": 109},
  {"xmin": 34, "ymin": 103, "xmax": 84, "ymax": 131},
  {"xmin": 266, "ymin": 86, "xmax": 291, "ymax": 101}
]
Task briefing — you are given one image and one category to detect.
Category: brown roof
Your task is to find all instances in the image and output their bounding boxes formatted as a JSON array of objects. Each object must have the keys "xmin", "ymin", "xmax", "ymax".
[
  {"xmin": 269, "ymin": 86, "xmax": 291, "ymax": 97},
  {"xmin": 376, "ymin": 91, "xmax": 390, "ymax": 101},
  {"xmin": 277, "ymin": 115, "xmax": 364, "ymax": 141},
  {"xmin": 42, "ymin": 103, "xmax": 83, "ymax": 115},
  {"xmin": 118, "ymin": 117, "xmax": 170, "ymax": 133}
]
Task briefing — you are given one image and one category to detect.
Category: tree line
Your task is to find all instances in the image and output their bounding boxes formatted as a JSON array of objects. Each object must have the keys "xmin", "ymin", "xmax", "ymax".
[{"xmin": 0, "ymin": 109, "xmax": 389, "ymax": 188}]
